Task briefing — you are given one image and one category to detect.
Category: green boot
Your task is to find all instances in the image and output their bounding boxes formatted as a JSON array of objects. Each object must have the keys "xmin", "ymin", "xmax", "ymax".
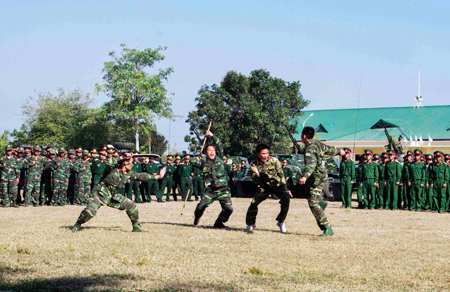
[
  {"xmin": 319, "ymin": 201, "xmax": 328, "ymax": 211},
  {"xmin": 131, "ymin": 222, "xmax": 147, "ymax": 232},
  {"xmin": 72, "ymin": 223, "xmax": 82, "ymax": 232},
  {"xmin": 319, "ymin": 226, "xmax": 334, "ymax": 237}
]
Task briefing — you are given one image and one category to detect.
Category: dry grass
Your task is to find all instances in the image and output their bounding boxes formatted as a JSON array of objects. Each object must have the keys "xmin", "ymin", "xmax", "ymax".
[{"xmin": 0, "ymin": 198, "xmax": 449, "ymax": 291}]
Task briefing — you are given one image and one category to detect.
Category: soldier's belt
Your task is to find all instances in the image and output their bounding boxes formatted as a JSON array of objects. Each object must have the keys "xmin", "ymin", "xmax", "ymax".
[
  {"xmin": 362, "ymin": 178, "xmax": 374, "ymax": 181},
  {"xmin": 434, "ymin": 178, "xmax": 443, "ymax": 181}
]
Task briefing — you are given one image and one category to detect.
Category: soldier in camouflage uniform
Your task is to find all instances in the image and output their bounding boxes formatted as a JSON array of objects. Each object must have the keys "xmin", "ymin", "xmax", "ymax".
[
  {"xmin": 298, "ymin": 126, "xmax": 345, "ymax": 236},
  {"xmin": 47, "ymin": 148, "xmax": 70, "ymax": 206},
  {"xmin": 23, "ymin": 146, "xmax": 46, "ymax": 207},
  {"xmin": 77, "ymin": 150, "xmax": 92, "ymax": 205},
  {"xmin": 16, "ymin": 147, "xmax": 27, "ymax": 205},
  {"xmin": 160, "ymin": 155, "xmax": 176, "ymax": 201},
  {"xmin": 72, "ymin": 157, "xmax": 167, "ymax": 233},
  {"xmin": 244, "ymin": 144, "xmax": 292, "ymax": 234},
  {"xmin": 40, "ymin": 148, "xmax": 56, "ymax": 205},
  {"xmin": 191, "ymin": 131, "xmax": 233, "ymax": 228},
  {"xmin": 0, "ymin": 145, "xmax": 20, "ymax": 207},
  {"xmin": 66, "ymin": 149, "xmax": 81, "ymax": 205}
]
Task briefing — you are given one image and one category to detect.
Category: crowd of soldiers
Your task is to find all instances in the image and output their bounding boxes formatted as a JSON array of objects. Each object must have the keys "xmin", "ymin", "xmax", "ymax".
[
  {"xmin": 0, "ymin": 144, "xmax": 249, "ymax": 208},
  {"xmin": 340, "ymin": 148, "xmax": 450, "ymax": 213}
]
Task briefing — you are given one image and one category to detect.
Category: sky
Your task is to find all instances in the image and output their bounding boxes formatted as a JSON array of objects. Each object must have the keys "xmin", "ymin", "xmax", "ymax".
[{"xmin": 1, "ymin": 0, "xmax": 449, "ymax": 151}]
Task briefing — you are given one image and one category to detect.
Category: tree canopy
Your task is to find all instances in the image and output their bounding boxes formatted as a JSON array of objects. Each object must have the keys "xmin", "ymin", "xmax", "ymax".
[
  {"xmin": 186, "ymin": 69, "xmax": 309, "ymax": 157},
  {"xmin": 95, "ymin": 44, "xmax": 174, "ymax": 151}
]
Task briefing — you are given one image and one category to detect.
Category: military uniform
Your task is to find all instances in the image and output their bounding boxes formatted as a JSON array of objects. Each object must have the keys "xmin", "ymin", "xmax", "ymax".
[
  {"xmin": 407, "ymin": 149, "xmax": 426, "ymax": 211},
  {"xmin": 23, "ymin": 146, "xmax": 46, "ymax": 206},
  {"xmin": 339, "ymin": 148, "xmax": 355, "ymax": 208},
  {"xmin": 301, "ymin": 139, "xmax": 341, "ymax": 232},
  {"xmin": 178, "ymin": 157, "xmax": 193, "ymax": 201},
  {"xmin": 444, "ymin": 154, "xmax": 450, "ymax": 212},
  {"xmin": 160, "ymin": 157, "xmax": 176, "ymax": 201},
  {"xmin": 77, "ymin": 151, "xmax": 92, "ymax": 205},
  {"xmin": 360, "ymin": 149, "xmax": 379, "ymax": 210},
  {"xmin": 91, "ymin": 156, "xmax": 106, "ymax": 190},
  {"xmin": 16, "ymin": 148, "xmax": 26, "ymax": 205},
  {"xmin": 423, "ymin": 154, "xmax": 433, "ymax": 210},
  {"xmin": 72, "ymin": 164, "xmax": 161, "ymax": 232},
  {"xmin": 191, "ymin": 135, "xmax": 233, "ymax": 227},
  {"xmin": 50, "ymin": 148, "xmax": 71, "ymax": 206},
  {"xmin": 377, "ymin": 153, "xmax": 389, "ymax": 209},
  {"xmin": 385, "ymin": 151, "xmax": 401, "ymax": 210},
  {"xmin": 430, "ymin": 151, "xmax": 448, "ymax": 213},
  {"xmin": 0, "ymin": 145, "xmax": 20, "ymax": 207},
  {"xmin": 172, "ymin": 157, "xmax": 182, "ymax": 199},
  {"xmin": 127, "ymin": 157, "xmax": 143, "ymax": 202},
  {"xmin": 192, "ymin": 158, "xmax": 204, "ymax": 200},
  {"xmin": 401, "ymin": 151, "xmax": 413, "ymax": 210}
]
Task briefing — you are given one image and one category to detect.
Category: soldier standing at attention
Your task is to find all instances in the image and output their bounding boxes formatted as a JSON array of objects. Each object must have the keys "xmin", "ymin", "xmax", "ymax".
[
  {"xmin": 282, "ymin": 159, "xmax": 293, "ymax": 185},
  {"xmin": 160, "ymin": 155, "xmax": 176, "ymax": 202},
  {"xmin": 23, "ymin": 146, "xmax": 46, "ymax": 207},
  {"xmin": 356, "ymin": 154, "xmax": 366, "ymax": 208},
  {"xmin": 172, "ymin": 156, "xmax": 182, "ymax": 200},
  {"xmin": 41, "ymin": 148, "xmax": 56, "ymax": 206},
  {"xmin": 16, "ymin": 147, "xmax": 26, "ymax": 205},
  {"xmin": 192, "ymin": 154, "xmax": 204, "ymax": 200},
  {"xmin": 339, "ymin": 148, "xmax": 355, "ymax": 209},
  {"xmin": 407, "ymin": 149, "xmax": 426, "ymax": 212},
  {"xmin": 127, "ymin": 154, "xmax": 143, "ymax": 203},
  {"xmin": 50, "ymin": 148, "xmax": 71, "ymax": 206},
  {"xmin": 77, "ymin": 150, "xmax": 92, "ymax": 205},
  {"xmin": 91, "ymin": 150, "xmax": 106, "ymax": 190},
  {"xmin": 297, "ymin": 126, "xmax": 345, "ymax": 236},
  {"xmin": 444, "ymin": 154, "xmax": 450, "ymax": 212},
  {"xmin": 401, "ymin": 151, "xmax": 413, "ymax": 210},
  {"xmin": 191, "ymin": 131, "xmax": 233, "ymax": 228},
  {"xmin": 430, "ymin": 151, "xmax": 448, "ymax": 213},
  {"xmin": 71, "ymin": 157, "xmax": 166, "ymax": 233},
  {"xmin": 229, "ymin": 162, "xmax": 238, "ymax": 197},
  {"xmin": 378, "ymin": 153, "xmax": 389, "ymax": 209},
  {"xmin": 66, "ymin": 149, "xmax": 80, "ymax": 205},
  {"xmin": 385, "ymin": 151, "xmax": 401, "ymax": 210},
  {"xmin": 178, "ymin": 155, "xmax": 193, "ymax": 201},
  {"xmin": 144, "ymin": 156, "xmax": 163, "ymax": 202},
  {"xmin": 0, "ymin": 145, "xmax": 20, "ymax": 207},
  {"xmin": 244, "ymin": 144, "xmax": 292, "ymax": 234},
  {"xmin": 359, "ymin": 150, "xmax": 379, "ymax": 210},
  {"xmin": 423, "ymin": 154, "xmax": 433, "ymax": 210}
]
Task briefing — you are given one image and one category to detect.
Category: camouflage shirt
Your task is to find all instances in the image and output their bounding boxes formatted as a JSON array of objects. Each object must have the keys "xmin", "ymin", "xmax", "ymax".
[
  {"xmin": 97, "ymin": 167, "xmax": 158, "ymax": 199},
  {"xmin": 191, "ymin": 136, "xmax": 228, "ymax": 189},
  {"xmin": 251, "ymin": 157, "xmax": 286, "ymax": 190},
  {"xmin": 303, "ymin": 139, "xmax": 340, "ymax": 187},
  {"xmin": 0, "ymin": 155, "xmax": 20, "ymax": 180}
]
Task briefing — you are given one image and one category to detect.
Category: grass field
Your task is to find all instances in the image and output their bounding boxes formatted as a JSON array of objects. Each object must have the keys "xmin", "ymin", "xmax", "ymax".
[{"xmin": 1, "ymin": 197, "xmax": 449, "ymax": 291}]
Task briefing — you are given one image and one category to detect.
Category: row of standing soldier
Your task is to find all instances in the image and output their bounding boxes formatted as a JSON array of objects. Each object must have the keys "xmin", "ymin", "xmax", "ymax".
[
  {"xmin": 340, "ymin": 148, "xmax": 450, "ymax": 213},
  {"xmin": 0, "ymin": 145, "xmax": 248, "ymax": 208}
]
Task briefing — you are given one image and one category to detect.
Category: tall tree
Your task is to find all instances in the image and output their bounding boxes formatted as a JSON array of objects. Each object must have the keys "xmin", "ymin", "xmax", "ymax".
[
  {"xmin": 95, "ymin": 44, "xmax": 174, "ymax": 151},
  {"xmin": 0, "ymin": 131, "xmax": 9, "ymax": 155},
  {"xmin": 186, "ymin": 69, "xmax": 309, "ymax": 157}
]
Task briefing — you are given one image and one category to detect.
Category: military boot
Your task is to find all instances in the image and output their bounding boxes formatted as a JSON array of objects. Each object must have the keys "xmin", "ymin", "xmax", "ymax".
[
  {"xmin": 194, "ymin": 216, "xmax": 200, "ymax": 226},
  {"xmin": 319, "ymin": 200, "xmax": 328, "ymax": 211},
  {"xmin": 131, "ymin": 222, "xmax": 147, "ymax": 232},
  {"xmin": 72, "ymin": 223, "xmax": 82, "ymax": 232},
  {"xmin": 213, "ymin": 219, "xmax": 228, "ymax": 229},
  {"xmin": 319, "ymin": 226, "xmax": 334, "ymax": 237}
]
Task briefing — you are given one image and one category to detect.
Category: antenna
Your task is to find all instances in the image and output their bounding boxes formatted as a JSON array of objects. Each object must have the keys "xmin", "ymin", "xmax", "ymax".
[{"xmin": 414, "ymin": 70, "xmax": 423, "ymax": 108}]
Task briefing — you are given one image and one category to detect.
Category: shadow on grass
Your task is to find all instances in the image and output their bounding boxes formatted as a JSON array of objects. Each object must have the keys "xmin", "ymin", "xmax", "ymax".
[
  {"xmin": 59, "ymin": 226, "xmax": 125, "ymax": 232},
  {"xmin": 0, "ymin": 264, "xmax": 142, "ymax": 292},
  {"xmin": 142, "ymin": 221, "xmax": 315, "ymax": 236}
]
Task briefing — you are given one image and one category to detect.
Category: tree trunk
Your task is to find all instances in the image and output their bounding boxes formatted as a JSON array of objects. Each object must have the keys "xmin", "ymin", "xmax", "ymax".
[
  {"xmin": 134, "ymin": 118, "xmax": 140, "ymax": 152},
  {"xmin": 148, "ymin": 132, "xmax": 152, "ymax": 153}
]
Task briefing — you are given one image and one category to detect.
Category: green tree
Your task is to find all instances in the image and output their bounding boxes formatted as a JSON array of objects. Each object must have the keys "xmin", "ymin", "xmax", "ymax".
[
  {"xmin": 186, "ymin": 69, "xmax": 309, "ymax": 157},
  {"xmin": 95, "ymin": 44, "xmax": 174, "ymax": 151},
  {"xmin": 0, "ymin": 131, "xmax": 9, "ymax": 155},
  {"xmin": 11, "ymin": 88, "xmax": 96, "ymax": 148}
]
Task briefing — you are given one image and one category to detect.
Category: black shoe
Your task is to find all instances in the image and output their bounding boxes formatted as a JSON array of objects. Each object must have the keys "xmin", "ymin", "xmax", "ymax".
[
  {"xmin": 213, "ymin": 219, "xmax": 229, "ymax": 229},
  {"xmin": 194, "ymin": 216, "xmax": 200, "ymax": 226},
  {"xmin": 187, "ymin": 199, "xmax": 194, "ymax": 202}
]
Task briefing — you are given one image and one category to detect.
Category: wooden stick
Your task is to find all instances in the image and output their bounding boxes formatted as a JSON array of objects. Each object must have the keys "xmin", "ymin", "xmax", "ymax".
[{"xmin": 181, "ymin": 120, "xmax": 213, "ymax": 215}]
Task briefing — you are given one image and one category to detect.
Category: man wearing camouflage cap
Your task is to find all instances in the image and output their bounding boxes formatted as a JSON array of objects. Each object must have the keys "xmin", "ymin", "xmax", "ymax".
[
  {"xmin": 40, "ymin": 148, "xmax": 57, "ymax": 205},
  {"xmin": 339, "ymin": 148, "xmax": 355, "ymax": 208},
  {"xmin": 0, "ymin": 145, "xmax": 20, "ymax": 207},
  {"xmin": 71, "ymin": 156, "xmax": 166, "ymax": 232},
  {"xmin": 77, "ymin": 150, "xmax": 92, "ymax": 205},
  {"xmin": 15, "ymin": 147, "xmax": 27, "ymax": 205},
  {"xmin": 23, "ymin": 146, "xmax": 46, "ymax": 206},
  {"xmin": 49, "ymin": 148, "xmax": 71, "ymax": 206}
]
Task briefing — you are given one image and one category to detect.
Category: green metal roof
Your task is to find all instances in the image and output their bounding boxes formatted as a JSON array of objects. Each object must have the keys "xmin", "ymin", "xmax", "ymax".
[{"xmin": 294, "ymin": 105, "xmax": 450, "ymax": 142}]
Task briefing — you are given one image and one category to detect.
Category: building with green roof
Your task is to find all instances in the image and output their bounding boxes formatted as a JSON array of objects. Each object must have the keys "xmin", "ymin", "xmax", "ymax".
[{"xmin": 293, "ymin": 105, "xmax": 450, "ymax": 156}]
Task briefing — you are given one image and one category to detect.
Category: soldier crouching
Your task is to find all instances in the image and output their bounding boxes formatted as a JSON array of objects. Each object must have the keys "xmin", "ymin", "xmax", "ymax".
[{"xmin": 72, "ymin": 155, "xmax": 166, "ymax": 232}]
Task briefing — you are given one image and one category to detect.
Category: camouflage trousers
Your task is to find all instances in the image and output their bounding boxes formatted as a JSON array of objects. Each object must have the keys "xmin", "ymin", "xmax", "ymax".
[
  {"xmin": 51, "ymin": 177, "xmax": 68, "ymax": 206},
  {"xmin": 304, "ymin": 182, "xmax": 331, "ymax": 230},
  {"xmin": 25, "ymin": 179, "xmax": 42, "ymax": 206},
  {"xmin": 67, "ymin": 180, "xmax": 78, "ymax": 205},
  {"xmin": 75, "ymin": 193, "xmax": 139, "ymax": 226},
  {"xmin": 40, "ymin": 178, "xmax": 52, "ymax": 205},
  {"xmin": 1, "ymin": 179, "xmax": 18, "ymax": 207},
  {"xmin": 194, "ymin": 186, "xmax": 233, "ymax": 223},
  {"xmin": 77, "ymin": 179, "xmax": 91, "ymax": 205},
  {"xmin": 245, "ymin": 186, "xmax": 290, "ymax": 226}
]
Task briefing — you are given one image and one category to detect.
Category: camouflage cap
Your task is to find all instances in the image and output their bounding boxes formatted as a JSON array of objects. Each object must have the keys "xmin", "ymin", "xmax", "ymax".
[
  {"xmin": 68, "ymin": 149, "xmax": 76, "ymax": 155},
  {"xmin": 17, "ymin": 147, "xmax": 24, "ymax": 153},
  {"xmin": 33, "ymin": 145, "xmax": 41, "ymax": 151},
  {"xmin": 4, "ymin": 145, "xmax": 12, "ymax": 151},
  {"xmin": 59, "ymin": 147, "xmax": 66, "ymax": 153},
  {"xmin": 48, "ymin": 149, "xmax": 57, "ymax": 155},
  {"xmin": 82, "ymin": 150, "xmax": 89, "ymax": 155}
]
